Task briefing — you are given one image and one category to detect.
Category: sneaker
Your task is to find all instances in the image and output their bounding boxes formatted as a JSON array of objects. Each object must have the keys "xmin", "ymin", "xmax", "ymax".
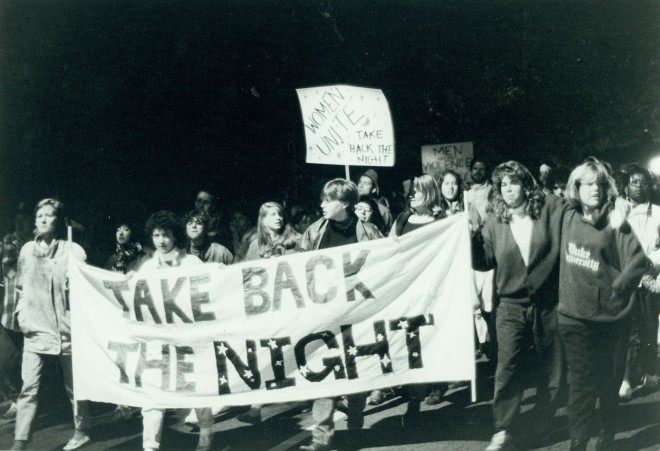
[
  {"xmin": 2, "ymin": 402, "xmax": 17, "ymax": 420},
  {"xmin": 184, "ymin": 408, "xmax": 198, "ymax": 425},
  {"xmin": 109, "ymin": 405, "xmax": 137, "ymax": 422},
  {"xmin": 642, "ymin": 374, "xmax": 658, "ymax": 389},
  {"xmin": 485, "ymin": 430, "xmax": 515, "ymax": 451},
  {"xmin": 424, "ymin": 388, "xmax": 444, "ymax": 405},
  {"xmin": 367, "ymin": 389, "xmax": 386, "ymax": 405},
  {"xmin": 367, "ymin": 388, "xmax": 394, "ymax": 405},
  {"xmin": 63, "ymin": 432, "xmax": 91, "ymax": 450},
  {"xmin": 335, "ymin": 396, "xmax": 349, "ymax": 414},
  {"xmin": 237, "ymin": 407, "xmax": 262, "ymax": 424},
  {"xmin": 618, "ymin": 380, "xmax": 632, "ymax": 401}
]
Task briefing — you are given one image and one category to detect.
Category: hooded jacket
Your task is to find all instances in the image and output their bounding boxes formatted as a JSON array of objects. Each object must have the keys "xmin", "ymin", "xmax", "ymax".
[{"xmin": 558, "ymin": 201, "xmax": 648, "ymax": 323}]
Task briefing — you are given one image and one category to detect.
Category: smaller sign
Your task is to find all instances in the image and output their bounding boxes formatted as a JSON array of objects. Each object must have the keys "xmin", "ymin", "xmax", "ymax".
[
  {"xmin": 421, "ymin": 142, "xmax": 474, "ymax": 179},
  {"xmin": 297, "ymin": 85, "xmax": 395, "ymax": 167}
]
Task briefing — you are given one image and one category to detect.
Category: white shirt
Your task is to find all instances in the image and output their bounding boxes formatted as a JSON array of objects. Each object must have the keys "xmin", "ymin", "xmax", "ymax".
[
  {"xmin": 627, "ymin": 201, "xmax": 660, "ymax": 266},
  {"xmin": 509, "ymin": 213, "xmax": 533, "ymax": 267}
]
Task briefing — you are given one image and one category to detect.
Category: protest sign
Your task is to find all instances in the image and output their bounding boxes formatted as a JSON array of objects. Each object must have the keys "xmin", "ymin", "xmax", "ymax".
[
  {"xmin": 70, "ymin": 214, "xmax": 476, "ymax": 408},
  {"xmin": 421, "ymin": 142, "xmax": 474, "ymax": 179},
  {"xmin": 296, "ymin": 85, "xmax": 395, "ymax": 167}
]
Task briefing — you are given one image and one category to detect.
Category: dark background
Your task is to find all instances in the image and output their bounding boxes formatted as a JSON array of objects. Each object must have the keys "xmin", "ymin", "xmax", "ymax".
[{"xmin": 1, "ymin": 1, "xmax": 658, "ymax": 261}]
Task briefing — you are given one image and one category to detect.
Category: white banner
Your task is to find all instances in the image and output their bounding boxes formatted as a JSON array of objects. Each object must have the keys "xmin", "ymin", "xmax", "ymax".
[
  {"xmin": 296, "ymin": 85, "xmax": 395, "ymax": 167},
  {"xmin": 70, "ymin": 215, "xmax": 476, "ymax": 408},
  {"xmin": 421, "ymin": 142, "xmax": 474, "ymax": 179}
]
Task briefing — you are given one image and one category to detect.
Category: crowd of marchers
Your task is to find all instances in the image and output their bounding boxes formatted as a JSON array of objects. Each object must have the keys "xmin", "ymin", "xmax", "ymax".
[{"xmin": 0, "ymin": 156, "xmax": 659, "ymax": 451}]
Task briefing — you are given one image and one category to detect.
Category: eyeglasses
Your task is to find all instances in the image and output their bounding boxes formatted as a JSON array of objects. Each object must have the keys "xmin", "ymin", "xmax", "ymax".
[
  {"xmin": 355, "ymin": 205, "xmax": 373, "ymax": 213},
  {"xmin": 629, "ymin": 179, "xmax": 649, "ymax": 187}
]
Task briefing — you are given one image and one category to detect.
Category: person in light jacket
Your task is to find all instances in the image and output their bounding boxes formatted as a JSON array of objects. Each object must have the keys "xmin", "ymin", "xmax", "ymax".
[{"xmin": 11, "ymin": 199, "xmax": 90, "ymax": 451}]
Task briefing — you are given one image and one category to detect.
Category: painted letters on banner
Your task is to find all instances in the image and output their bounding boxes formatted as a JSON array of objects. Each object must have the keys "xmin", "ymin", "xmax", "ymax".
[
  {"xmin": 296, "ymin": 85, "xmax": 395, "ymax": 167},
  {"xmin": 70, "ymin": 214, "xmax": 475, "ymax": 408}
]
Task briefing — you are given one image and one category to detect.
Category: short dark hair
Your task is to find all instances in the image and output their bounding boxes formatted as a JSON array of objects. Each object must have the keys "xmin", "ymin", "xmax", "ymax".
[
  {"xmin": 470, "ymin": 158, "xmax": 489, "ymax": 172},
  {"xmin": 627, "ymin": 164, "xmax": 653, "ymax": 186},
  {"xmin": 144, "ymin": 210, "xmax": 186, "ymax": 247}
]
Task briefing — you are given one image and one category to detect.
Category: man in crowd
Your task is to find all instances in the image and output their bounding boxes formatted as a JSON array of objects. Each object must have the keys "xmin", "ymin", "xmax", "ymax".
[
  {"xmin": 465, "ymin": 158, "xmax": 492, "ymax": 223},
  {"xmin": 299, "ymin": 178, "xmax": 382, "ymax": 451},
  {"xmin": 538, "ymin": 162, "xmax": 556, "ymax": 196},
  {"xmin": 357, "ymin": 169, "xmax": 393, "ymax": 233},
  {"xmin": 194, "ymin": 189, "xmax": 230, "ymax": 248},
  {"xmin": 619, "ymin": 165, "xmax": 660, "ymax": 399}
]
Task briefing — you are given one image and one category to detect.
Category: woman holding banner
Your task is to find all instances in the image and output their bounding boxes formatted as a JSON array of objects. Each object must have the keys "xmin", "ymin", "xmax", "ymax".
[
  {"xmin": 387, "ymin": 174, "xmax": 449, "ymax": 423},
  {"xmin": 472, "ymin": 161, "xmax": 566, "ymax": 451},
  {"xmin": 238, "ymin": 201, "xmax": 302, "ymax": 425},
  {"xmin": 139, "ymin": 210, "xmax": 215, "ymax": 451},
  {"xmin": 10, "ymin": 199, "xmax": 91, "ymax": 451},
  {"xmin": 299, "ymin": 179, "xmax": 382, "ymax": 451}
]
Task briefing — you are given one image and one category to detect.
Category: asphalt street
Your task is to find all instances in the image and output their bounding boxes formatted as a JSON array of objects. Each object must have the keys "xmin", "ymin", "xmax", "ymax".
[{"xmin": 1, "ymin": 358, "xmax": 658, "ymax": 451}]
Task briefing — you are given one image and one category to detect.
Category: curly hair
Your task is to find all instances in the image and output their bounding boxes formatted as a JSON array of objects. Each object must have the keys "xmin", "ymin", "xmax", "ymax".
[
  {"xmin": 256, "ymin": 202, "xmax": 300, "ymax": 258},
  {"xmin": 144, "ymin": 210, "xmax": 186, "ymax": 247},
  {"xmin": 184, "ymin": 209, "xmax": 210, "ymax": 229},
  {"xmin": 490, "ymin": 161, "xmax": 545, "ymax": 223}
]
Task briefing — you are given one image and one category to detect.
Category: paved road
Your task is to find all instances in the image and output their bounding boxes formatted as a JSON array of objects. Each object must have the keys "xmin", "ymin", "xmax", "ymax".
[{"xmin": 1, "ymin": 358, "xmax": 658, "ymax": 451}]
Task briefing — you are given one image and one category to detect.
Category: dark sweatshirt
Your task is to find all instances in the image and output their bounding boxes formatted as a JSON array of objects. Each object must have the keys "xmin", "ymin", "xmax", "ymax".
[
  {"xmin": 558, "ymin": 202, "xmax": 647, "ymax": 323},
  {"xmin": 472, "ymin": 194, "xmax": 566, "ymax": 307}
]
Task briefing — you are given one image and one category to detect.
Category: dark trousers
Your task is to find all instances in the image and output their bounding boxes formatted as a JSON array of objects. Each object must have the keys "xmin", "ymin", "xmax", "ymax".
[
  {"xmin": 492, "ymin": 301, "xmax": 564, "ymax": 432},
  {"xmin": 0, "ymin": 325, "xmax": 22, "ymax": 401},
  {"xmin": 559, "ymin": 318, "xmax": 630, "ymax": 441},
  {"xmin": 625, "ymin": 288, "xmax": 659, "ymax": 383}
]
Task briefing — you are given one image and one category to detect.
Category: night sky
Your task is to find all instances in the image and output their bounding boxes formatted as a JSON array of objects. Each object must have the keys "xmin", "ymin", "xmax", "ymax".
[{"xmin": 1, "ymin": 1, "xmax": 658, "ymax": 257}]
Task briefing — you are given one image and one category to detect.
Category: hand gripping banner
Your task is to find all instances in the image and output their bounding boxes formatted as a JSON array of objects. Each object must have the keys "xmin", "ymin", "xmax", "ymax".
[{"xmin": 70, "ymin": 214, "xmax": 477, "ymax": 408}]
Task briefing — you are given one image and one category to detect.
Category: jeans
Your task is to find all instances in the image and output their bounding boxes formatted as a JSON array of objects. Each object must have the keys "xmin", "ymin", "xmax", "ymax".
[
  {"xmin": 559, "ymin": 318, "xmax": 630, "ymax": 441},
  {"xmin": 492, "ymin": 301, "xmax": 564, "ymax": 432},
  {"xmin": 14, "ymin": 351, "xmax": 89, "ymax": 441},
  {"xmin": 142, "ymin": 407, "xmax": 213, "ymax": 449},
  {"xmin": 309, "ymin": 393, "xmax": 367, "ymax": 446}
]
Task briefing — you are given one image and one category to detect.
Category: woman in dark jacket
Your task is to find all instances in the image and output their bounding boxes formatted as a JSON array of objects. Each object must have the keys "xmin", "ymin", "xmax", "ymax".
[
  {"xmin": 558, "ymin": 159, "xmax": 647, "ymax": 451},
  {"xmin": 472, "ymin": 161, "xmax": 566, "ymax": 451}
]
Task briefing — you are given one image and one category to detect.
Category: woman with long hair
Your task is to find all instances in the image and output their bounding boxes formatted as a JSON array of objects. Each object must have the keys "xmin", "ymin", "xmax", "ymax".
[
  {"xmin": 472, "ymin": 161, "xmax": 566, "ymax": 451},
  {"xmin": 238, "ymin": 202, "xmax": 302, "ymax": 424},
  {"xmin": 390, "ymin": 174, "xmax": 445, "ymax": 237},
  {"xmin": 382, "ymin": 175, "xmax": 447, "ymax": 425},
  {"xmin": 11, "ymin": 199, "xmax": 90, "ymax": 451},
  {"xmin": 558, "ymin": 159, "xmax": 646, "ymax": 451},
  {"xmin": 245, "ymin": 202, "xmax": 301, "ymax": 260},
  {"xmin": 436, "ymin": 169, "xmax": 482, "ymax": 226}
]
